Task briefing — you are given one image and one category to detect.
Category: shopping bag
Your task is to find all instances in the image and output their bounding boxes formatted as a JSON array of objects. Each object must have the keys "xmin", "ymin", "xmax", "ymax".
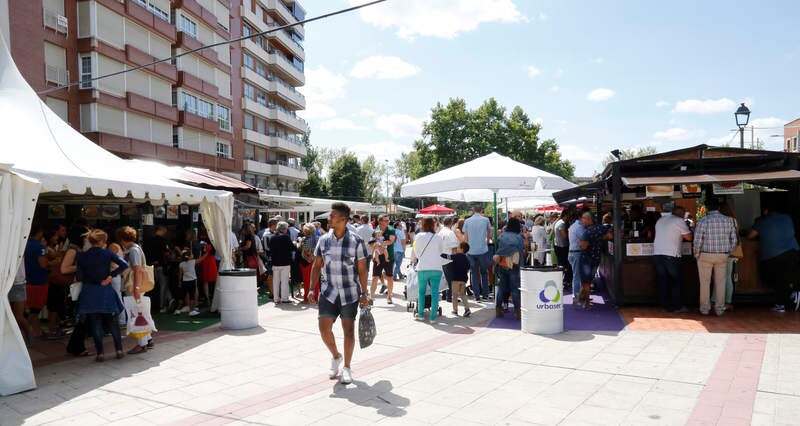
[
  {"xmin": 124, "ymin": 296, "xmax": 157, "ymax": 339},
  {"xmin": 406, "ymin": 267, "xmax": 418, "ymax": 302},
  {"xmin": 66, "ymin": 318, "xmax": 88, "ymax": 355},
  {"xmin": 358, "ymin": 307, "xmax": 376, "ymax": 349},
  {"xmin": 69, "ymin": 281, "xmax": 83, "ymax": 301}
]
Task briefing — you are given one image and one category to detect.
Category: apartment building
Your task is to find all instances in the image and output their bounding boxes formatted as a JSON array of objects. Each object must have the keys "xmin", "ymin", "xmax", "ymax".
[
  {"xmin": 4, "ymin": 0, "xmax": 308, "ymax": 194},
  {"xmin": 235, "ymin": 0, "xmax": 307, "ymax": 196},
  {"xmin": 784, "ymin": 118, "xmax": 800, "ymax": 153}
]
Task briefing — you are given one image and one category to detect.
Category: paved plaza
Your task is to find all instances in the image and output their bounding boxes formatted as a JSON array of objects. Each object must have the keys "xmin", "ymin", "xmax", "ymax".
[{"xmin": 2, "ymin": 282, "xmax": 800, "ymax": 426}]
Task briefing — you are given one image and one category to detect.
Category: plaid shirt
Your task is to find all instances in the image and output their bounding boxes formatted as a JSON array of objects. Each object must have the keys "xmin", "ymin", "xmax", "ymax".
[
  {"xmin": 314, "ymin": 228, "xmax": 368, "ymax": 305},
  {"xmin": 693, "ymin": 211, "xmax": 738, "ymax": 256}
]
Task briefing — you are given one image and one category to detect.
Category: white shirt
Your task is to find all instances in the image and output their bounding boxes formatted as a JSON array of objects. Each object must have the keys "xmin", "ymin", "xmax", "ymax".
[
  {"xmin": 179, "ymin": 259, "xmax": 198, "ymax": 281},
  {"xmin": 412, "ymin": 232, "xmax": 444, "ymax": 272},
  {"xmin": 230, "ymin": 231, "xmax": 239, "ymax": 251},
  {"xmin": 437, "ymin": 226, "xmax": 459, "ymax": 264},
  {"xmin": 356, "ymin": 223, "xmax": 375, "ymax": 253},
  {"xmin": 13, "ymin": 261, "xmax": 25, "ymax": 286},
  {"xmin": 654, "ymin": 214, "xmax": 691, "ymax": 257}
]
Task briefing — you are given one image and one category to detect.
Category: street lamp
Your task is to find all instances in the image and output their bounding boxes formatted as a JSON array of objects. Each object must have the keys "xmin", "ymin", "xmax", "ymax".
[{"xmin": 735, "ymin": 103, "xmax": 750, "ymax": 149}]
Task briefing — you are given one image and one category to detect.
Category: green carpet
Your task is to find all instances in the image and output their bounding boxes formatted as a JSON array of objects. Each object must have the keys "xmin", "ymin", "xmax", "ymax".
[{"xmin": 152, "ymin": 290, "xmax": 273, "ymax": 332}]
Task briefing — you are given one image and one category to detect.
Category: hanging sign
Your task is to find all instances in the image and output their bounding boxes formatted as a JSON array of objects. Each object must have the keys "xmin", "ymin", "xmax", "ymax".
[{"xmin": 713, "ymin": 182, "xmax": 744, "ymax": 195}]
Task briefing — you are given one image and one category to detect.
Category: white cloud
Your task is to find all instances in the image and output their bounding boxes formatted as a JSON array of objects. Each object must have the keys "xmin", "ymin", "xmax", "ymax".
[
  {"xmin": 303, "ymin": 103, "xmax": 336, "ymax": 120},
  {"xmin": 707, "ymin": 117, "xmax": 786, "ymax": 149},
  {"xmin": 348, "ymin": 0, "xmax": 527, "ymax": 40},
  {"xmin": 349, "ymin": 141, "xmax": 413, "ymax": 163},
  {"xmin": 350, "ymin": 56, "xmax": 421, "ymax": 80},
  {"xmin": 587, "ymin": 88, "xmax": 615, "ymax": 102},
  {"xmin": 538, "ymin": 12, "xmax": 549, "ymax": 22},
  {"xmin": 652, "ymin": 127, "xmax": 705, "ymax": 141},
  {"xmin": 374, "ymin": 114, "xmax": 425, "ymax": 139},
  {"xmin": 533, "ymin": 117, "xmax": 544, "ymax": 126},
  {"xmin": 527, "ymin": 65, "xmax": 542, "ymax": 78},
  {"xmin": 554, "ymin": 68, "xmax": 564, "ymax": 79},
  {"xmin": 549, "ymin": 85, "xmax": 561, "ymax": 93},
  {"xmin": 357, "ymin": 108, "xmax": 377, "ymax": 117},
  {"xmin": 672, "ymin": 98, "xmax": 737, "ymax": 114},
  {"xmin": 319, "ymin": 118, "xmax": 367, "ymax": 131},
  {"xmin": 559, "ymin": 144, "xmax": 597, "ymax": 162},
  {"xmin": 655, "ymin": 100, "xmax": 669, "ymax": 108}
]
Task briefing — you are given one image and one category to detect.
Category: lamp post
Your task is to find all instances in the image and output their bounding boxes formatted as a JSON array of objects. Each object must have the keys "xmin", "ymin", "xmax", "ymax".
[
  {"xmin": 735, "ymin": 103, "xmax": 751, "ymax": 149},
  {"xmin": 384, "ymin": 159, "xmax": 390, "ymax": 209}
]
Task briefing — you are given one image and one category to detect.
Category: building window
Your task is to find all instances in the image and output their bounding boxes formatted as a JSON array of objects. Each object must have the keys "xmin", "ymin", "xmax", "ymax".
[
  {"xmin": 256, "ymin": 90, "xmax": 266, "ymax": 106},
  {"xmin": 217, "ymin": 105, "xmax": 231, "ymax": 131},
  {"xmin": 256, "ymin": 117, "xmax": 265, "ymax": 134},
  {"xmin": 172, "ymin": 127, "xmax": 181, "ymax": 148},
  {"xmin": 256, "ymin": 175, "xmax": 267, "ymax": 189},
  {"xmin": 216, "ymin": 142, "xmax": 231, "ymax": 159},
  {"xmin": 180, "ymin": 92, "xmax": 198, "ymax": 114},
  {"xmin": 245, "ymin": 144, "xmax": 255, "ymax": 160},
  {"xmin": 243, "ymin": 24, "xmax": 251, "ymax": 38},
  {"xmin": 198, "ymin": 99, "xmax": 214, "ymax": 119},
  {"xmin": 244, "ymin": 113, "xmax": 254, "ymax": 130},
  {"xmin": 243, "ymin": 52, "xmax": 254, "ymax": 70},
  {"xmin": 794, "ymin": 137, "xmax": 798, "ymax": 152},
  {"xmin": 79, "ymin": 55, "xmax": 92, "ymax": 89},
  {"xmin": 243, "ymin": 83, "xmax": 255, "ymax": 100},
  {"xmin": 256, "ymin": 61, "xmax": 266, "ymax": 77},
  {"xmin": 180, "ymin": 15, "xmax": 197, "ymax": 39}
]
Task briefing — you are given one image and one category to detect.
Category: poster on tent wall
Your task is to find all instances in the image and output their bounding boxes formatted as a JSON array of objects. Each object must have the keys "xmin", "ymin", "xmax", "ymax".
[{"xmin": 713, "ymin": 182, "xmax": 744, "ymax": 195}]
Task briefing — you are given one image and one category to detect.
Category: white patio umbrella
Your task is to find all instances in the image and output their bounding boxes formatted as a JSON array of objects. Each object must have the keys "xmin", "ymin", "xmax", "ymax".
[{"xmin": 400, "ymin": 153, "xmax": 575, "ymax": 235}]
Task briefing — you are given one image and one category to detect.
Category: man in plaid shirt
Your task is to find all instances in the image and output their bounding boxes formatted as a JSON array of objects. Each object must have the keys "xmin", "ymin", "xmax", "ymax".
[
  {"xmin": 308, "ymin": 202, "xmax": 369, "ymax": 385},
  {"xmin": 693, "ymin": 197, "xmax": 737, "ymax": 316}
]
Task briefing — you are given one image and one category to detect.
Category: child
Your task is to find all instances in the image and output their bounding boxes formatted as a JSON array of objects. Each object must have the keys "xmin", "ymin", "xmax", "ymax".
[
  {"xmin": 442, "ymin": 242, "xmax": 471, "ymax": 317},
  {"xmin": 177, "ymin": 249, "xmax": 207, "ymax": 316}
]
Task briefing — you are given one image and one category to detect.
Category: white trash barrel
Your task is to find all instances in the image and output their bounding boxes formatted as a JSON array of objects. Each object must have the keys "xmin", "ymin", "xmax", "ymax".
[
  {"xmin": 218, "ymin": 269, "xmax": 259, "ymax": 330},
  {"xmin": 520, "ymin": 266, "xmax": 564, "ymax": 334}
]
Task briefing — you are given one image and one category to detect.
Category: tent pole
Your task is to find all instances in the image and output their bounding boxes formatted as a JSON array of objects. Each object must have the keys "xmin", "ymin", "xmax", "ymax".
[{"xmin": 493, "ymin": 191, "xmax": 498, "ymax": 288}]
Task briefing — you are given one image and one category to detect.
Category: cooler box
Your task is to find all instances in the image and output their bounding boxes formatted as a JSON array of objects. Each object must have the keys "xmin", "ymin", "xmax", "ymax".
[
  {"xmin": 520, "ymin": 266, "xmax": 564, "ymax": 334},
  {"xmin": 218, "ymin": 268, "xmax": 259, "ymax": 330}
]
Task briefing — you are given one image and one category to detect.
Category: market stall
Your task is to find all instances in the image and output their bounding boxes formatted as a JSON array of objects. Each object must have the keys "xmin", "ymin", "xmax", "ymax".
[
  {"xmin": 554, "ymin": 145, "xmax": 800, "ymax": 306},
  {"xmin": 0, "ymin": 35, "xmax": 234, "ymax": 395}
]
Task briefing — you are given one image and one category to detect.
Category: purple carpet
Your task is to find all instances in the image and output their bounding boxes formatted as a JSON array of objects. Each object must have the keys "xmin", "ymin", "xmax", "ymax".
[{"xmin": 487, "ymin": 290, "xmax": 626, "ymax": 332}]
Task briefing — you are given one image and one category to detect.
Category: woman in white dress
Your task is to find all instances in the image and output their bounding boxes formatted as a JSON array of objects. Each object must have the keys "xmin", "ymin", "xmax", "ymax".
[{"xmin": 531, "ymin": 216, "xmax": 548, "ymax": 266}]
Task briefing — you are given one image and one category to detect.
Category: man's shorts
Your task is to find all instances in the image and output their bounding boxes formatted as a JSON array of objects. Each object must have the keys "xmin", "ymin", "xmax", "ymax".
[
  {"xmin": 372, "ymin": 258, "xmax": 394, "ymax": 278},
  {"xmin": 318, "ymin": 294, "xmax": 358, "ymax": 321},
  {"xmin": 25, "ymin": 284, "xmax": 48, "ymax": 311},
  {"xmin": 8, "ymin": 284, "xmax": 26, "ymax": 303}
]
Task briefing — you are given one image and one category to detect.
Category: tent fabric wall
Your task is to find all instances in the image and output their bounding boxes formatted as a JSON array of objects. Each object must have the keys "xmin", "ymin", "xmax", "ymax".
[{"xmin": 0, "ymin": 170, "xmax": 42, "ymax": 396}]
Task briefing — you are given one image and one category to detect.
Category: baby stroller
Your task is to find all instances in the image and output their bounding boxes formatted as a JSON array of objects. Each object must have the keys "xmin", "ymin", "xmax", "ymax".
[{"xmin": 404, "ymin": 266, "xmax": 443, "ymax": 318}]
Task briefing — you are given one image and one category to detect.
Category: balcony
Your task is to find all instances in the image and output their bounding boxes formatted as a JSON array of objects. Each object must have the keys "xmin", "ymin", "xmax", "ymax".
[
  {"xmin": 242, "ymin": 97, "xmax": 276, "ymax": 120},
  {"xmin": 241, "ymin": 5, "xmax": 266, "ymax": 33},
  {"xmin": 272, "ymin": 51, "xmax": 304, "ymax": 86},
  {"xmin": 242, "ymin": 38, "xmax": 274, "ymax": 66},
  {"xmin": 242, "ymin": 67, "xmax": 305, "ymax": 109},
  {"xmin": 242, "ymin": 67, "xmax": 275, "ymax": 92},
  {"xmin": 242, "ymin": 129, "xmax": 307, "ymax": 157},
  {"xmin": 244, "ymin": 159, "xmax": 308, "ymax": 180},
  {"xmin": 274, "ymin": 78, "xmax": 305, "ymax": 109},
  {"xmin": 276, "ymin": 108, "xmax": 307, "ymax": 133},
  {"xmin": 266, "ymin": 25, "xmax": 304, "ymax": 61},
  {"xmin": 267, "ymin": 0, "xmax": 298, "ymax": 29}
]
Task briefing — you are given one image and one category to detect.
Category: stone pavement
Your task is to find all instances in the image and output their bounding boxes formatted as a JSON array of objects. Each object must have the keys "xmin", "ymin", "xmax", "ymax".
[{"xmin": 2, "ymin": 280, "xmax": 800, "ymax": 425}]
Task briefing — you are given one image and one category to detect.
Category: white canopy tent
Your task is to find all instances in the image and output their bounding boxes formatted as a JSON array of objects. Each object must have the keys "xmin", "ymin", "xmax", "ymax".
[
  {"xmin": 0, "ymin": 34, "xmax": 234, "ymax": 395},
  {"xmin": 401, "ymin": 152, "xmax": 575, "ymax": 224}
]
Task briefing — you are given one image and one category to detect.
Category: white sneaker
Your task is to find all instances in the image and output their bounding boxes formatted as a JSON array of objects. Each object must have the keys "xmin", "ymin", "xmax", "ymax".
[
  {"xmin": 341, "ymin": 367, "xmax": 353, "ymax": 385},
  {"xmin": 188, "ymin": 309, "xmax": 200, "ymax": 317},
  {"xmin": 329, "ymin": 356, "xmax": 342, "ymax": 379},
  {"xmin": 180, "ymin": 306, "xmax": 191, "ymax": 313}
]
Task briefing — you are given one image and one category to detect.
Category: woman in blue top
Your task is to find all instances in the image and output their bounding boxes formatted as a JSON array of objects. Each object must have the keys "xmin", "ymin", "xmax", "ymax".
[
  {"xmin": 494, "ymin": 218, "xmax": 525, "ymax": 320},
  {"xmin": 76, "ymin": 229, "xmax": 129, "ymax": 362}
]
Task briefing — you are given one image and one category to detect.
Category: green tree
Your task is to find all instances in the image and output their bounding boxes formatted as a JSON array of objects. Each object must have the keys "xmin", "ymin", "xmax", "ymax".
[
  {"xmin": 328, "ymin": 153, "xmax": 364, "ymax": 201},
  {"xmin": 361, "ymin": 155, "xmax": 389, "ymax": 203},
  {"xmin": 600, "ymin": 146, "xmax": 659, "ymax": 168},
  {"xmin": 412, "ymin": 98, "xmax": 575, "ymax": 180},
  {"xmin": 299, "ymin": 131, "xmax": 329, "ymax": 197}
]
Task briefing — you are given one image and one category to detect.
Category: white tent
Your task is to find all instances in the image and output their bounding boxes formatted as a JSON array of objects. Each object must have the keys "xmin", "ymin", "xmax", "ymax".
[
  {"xmin": 400, "ymin": 152, "xmax": 574, "ymax": 201},
  {"xmin": 0, "ymin": 34, "xmax": 233, "ymax": 395}
]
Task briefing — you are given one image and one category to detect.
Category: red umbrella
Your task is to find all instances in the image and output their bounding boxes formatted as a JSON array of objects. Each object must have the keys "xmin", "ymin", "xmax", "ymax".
[{"xmin": 418, "ymin": 204, "xmax": 455, "ymax": 215}]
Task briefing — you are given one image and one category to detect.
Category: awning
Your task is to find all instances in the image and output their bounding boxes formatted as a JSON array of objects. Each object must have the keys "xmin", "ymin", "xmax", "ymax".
[
  {"xmin": 622, "ymin": 170, "xmax": 800, "ymax": 186},
  {"xmin": 552, "ymin": 181, "xmax": 603, "ymax": 203},
  {"xmin": 176, "ymin": 167, "xmax": 257, "ymax": 193}
]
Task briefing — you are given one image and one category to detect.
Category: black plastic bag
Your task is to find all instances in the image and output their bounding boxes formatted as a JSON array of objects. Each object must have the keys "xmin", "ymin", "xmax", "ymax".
[{"xmin": 358, "ymin": 307, "xmax": 376, "ymax": 349}]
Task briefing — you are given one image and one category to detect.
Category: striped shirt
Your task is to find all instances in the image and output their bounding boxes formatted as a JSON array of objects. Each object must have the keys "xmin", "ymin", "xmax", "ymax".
[
  {"xmin": 693, "ymin": 211, "xmax": 738, "ymax": 256},
  {"xmin": 314, "ymin": 228, "xmax": 368, "ymax": 305}
]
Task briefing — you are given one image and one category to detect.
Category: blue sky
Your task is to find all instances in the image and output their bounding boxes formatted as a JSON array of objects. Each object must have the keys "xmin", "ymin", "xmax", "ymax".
[{"xmin": 298, "ymin": 0, "xmax": 799, "ymax": 176}]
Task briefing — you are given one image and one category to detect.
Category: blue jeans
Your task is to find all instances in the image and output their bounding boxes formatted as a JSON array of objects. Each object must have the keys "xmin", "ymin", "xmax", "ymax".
[
  {"xmin": 567, "ymin": 252, "xmax": 583, "ymax": 292},
  {"xmin": 417, "ymin": 270, "xmax": 443, "ymax": 320},
  {"xmin": 89, "ymin": 313, "xmax": 122, "ymax": 355},
  {"xmin": 495, "ymin": 268, "xmax": 520, "ymax": 309},
  {"xmin": 654, "ymin": 255, "xmax": 683, "ymax": 311},
  {"xmin": 393, "ymin": 251, "xmax": 405, "ymax": 279},
  {"xmin": 467, "ymin": 252, "xmax": 491, "ymax": 300}
]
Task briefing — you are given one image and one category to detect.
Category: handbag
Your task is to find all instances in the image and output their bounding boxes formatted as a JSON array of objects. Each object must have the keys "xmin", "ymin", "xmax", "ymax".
[
  {"xmin": 731, "ymin": 244, "xmax": 744, "ymax": 259},
  {"xmin": 358, "ymin": 307, "xmax": 376, "ymax": 349},
  {"xmin": 124, "ymin": 295, "xmax": 157, "ymax": 339},
  {"xmin": 124, "ymin": 245, "xmax": 155, "ymax": 293}
]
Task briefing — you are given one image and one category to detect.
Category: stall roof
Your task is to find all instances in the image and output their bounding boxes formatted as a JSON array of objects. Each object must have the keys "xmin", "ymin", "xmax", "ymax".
[
  {"xmin": 552, "ymin": 181, "xmax": 604, "ymax": 203},
  {"xmin": 176, "ymin": 167, "xmax": 257, "ymax": 193},
  {"xmin": 622, "ymin": 170, "xmax": 800, "ymax": 186}
]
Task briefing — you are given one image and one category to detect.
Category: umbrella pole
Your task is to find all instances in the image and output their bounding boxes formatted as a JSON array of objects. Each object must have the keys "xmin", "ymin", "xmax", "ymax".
[{"xmin": 493, "ymin": 191, "xmax": 498, "ymax": 288}]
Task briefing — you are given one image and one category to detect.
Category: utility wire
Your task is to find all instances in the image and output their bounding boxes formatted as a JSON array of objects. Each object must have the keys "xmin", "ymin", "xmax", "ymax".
[{"xmin": 37, "ymin": 0, "xmax": 387, "ymax": 94}]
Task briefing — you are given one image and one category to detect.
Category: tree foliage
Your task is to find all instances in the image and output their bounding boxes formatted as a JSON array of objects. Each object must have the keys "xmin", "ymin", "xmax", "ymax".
[
  {"xmin": 409, "ymin": 98, "xmax": 575, "ymax": 180},
  {"xmin": 299, "ymin": 131, "xmax": 329, "ymax": 197},
  {"xmin": 600, "ymin": 146, "xmax": 659, "ymax": 168},
  {"xmin": 361, "ymin": 155, "xmax": 389, "ymax": 204},
  {"xmin": 328, "ymin": 152, "xmax": 364, "ymax": 201}
]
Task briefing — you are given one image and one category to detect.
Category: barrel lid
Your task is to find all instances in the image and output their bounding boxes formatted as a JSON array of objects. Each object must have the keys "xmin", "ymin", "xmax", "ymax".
[
  {"xmin": 520, "ymin": 266, "xmax": 563, "ymax": 272},
  {"xmin": 219, "ymin": 268, "xmax": 258, "ymax": 277}
]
